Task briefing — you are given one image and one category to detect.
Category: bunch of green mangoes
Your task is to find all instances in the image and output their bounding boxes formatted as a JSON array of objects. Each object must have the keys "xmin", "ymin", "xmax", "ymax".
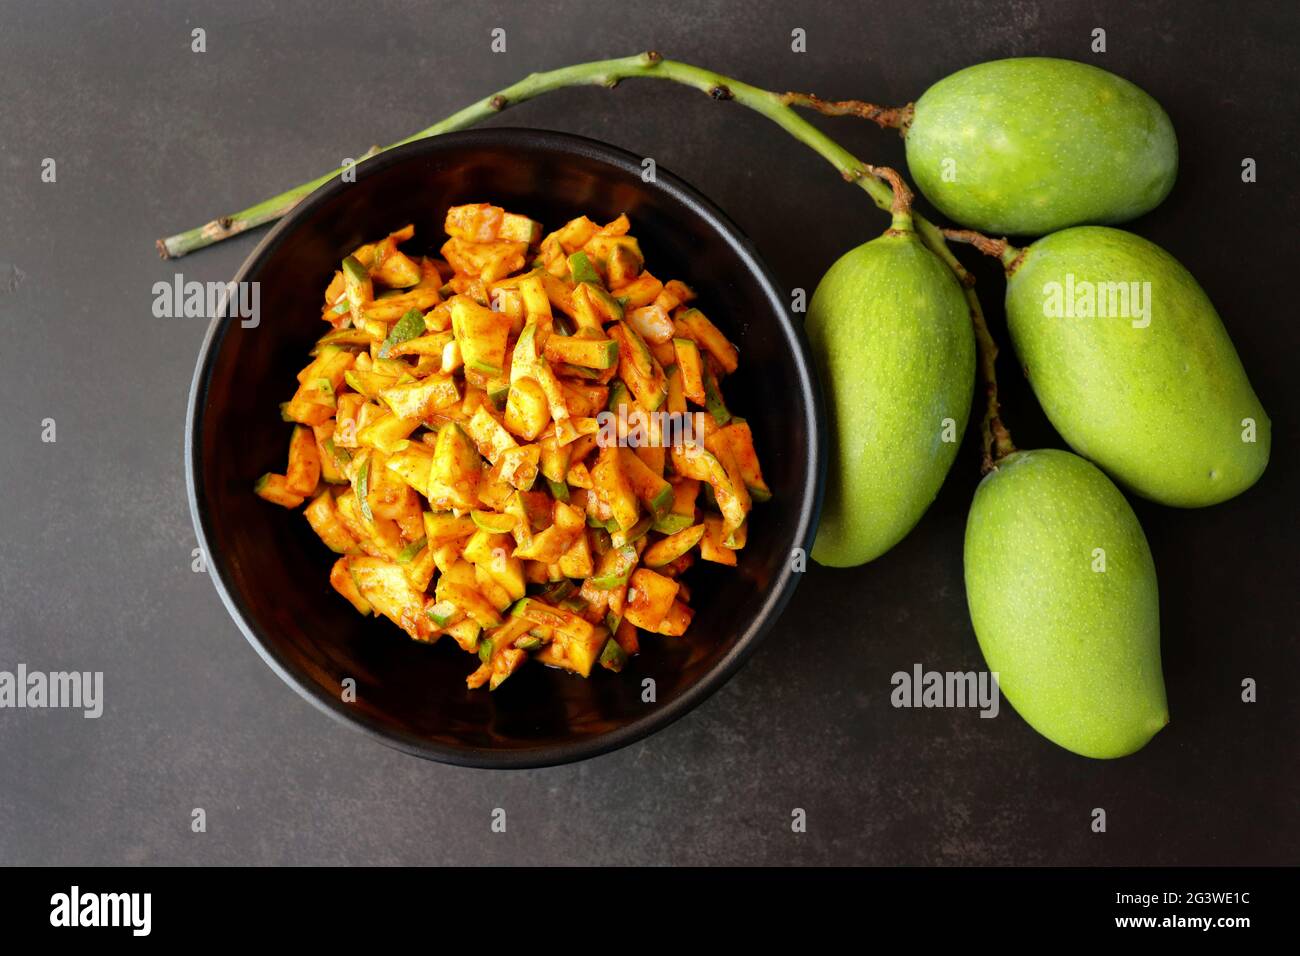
[{"xmin": 807, "ymin": 57, "xmax": 1269, "ymax": 758}]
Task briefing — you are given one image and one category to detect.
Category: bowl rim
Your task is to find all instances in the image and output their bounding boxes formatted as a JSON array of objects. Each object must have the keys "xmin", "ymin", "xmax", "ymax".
[{"xmin": 185, "ymin": 127, "xmax": 825, "ymax": 769}]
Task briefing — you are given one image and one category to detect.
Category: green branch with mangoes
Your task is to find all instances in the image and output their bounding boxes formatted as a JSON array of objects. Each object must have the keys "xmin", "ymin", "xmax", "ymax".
[{"xmin": 159, "ymin": 52, "xmax": 1271, "ymax": 760}]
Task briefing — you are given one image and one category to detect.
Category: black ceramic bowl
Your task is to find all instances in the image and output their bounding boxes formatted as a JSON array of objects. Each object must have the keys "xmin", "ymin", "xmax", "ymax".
[{"xmin": 187, "ymin": 128, "xmax": 823, "ymax": 768}]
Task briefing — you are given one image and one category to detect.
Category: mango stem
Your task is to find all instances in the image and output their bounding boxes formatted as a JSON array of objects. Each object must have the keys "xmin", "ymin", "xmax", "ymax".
[
  {"xmin": 941, "ymin": 228, "xmax": 1027, "ymax": 273},
  {"xmin": 866, "ymin": 166, "xmax": 914, "ymax": 230},
  {"xmin": 157, "ymin": 52, "xmax": 915, "ymax": 256},
  {"xmin": 918, "ymin": 228, "xmax": 1016, "ymax": 472},
  {"xmin": 778, "ymin": 92, "xmax": 914, "ymax": 131},
  {"xmin": 941, "ymin": 228, "xmax": 1008, "ymax": 259}
]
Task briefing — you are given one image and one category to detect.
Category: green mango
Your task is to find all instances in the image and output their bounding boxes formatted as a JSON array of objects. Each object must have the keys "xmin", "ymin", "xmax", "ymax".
[
  {"xmin": 905, "ymin": 58, "xmax": 1178, "ymax": 235},
  {"xmin": 1005, "ymin": 227, "xmax": 1269, "ymax": 507},
  {"xmin": 807, "ymin": 224, "xmax": 974, "ymax": 566},
  {"xmin": 964, "ymin": 449, "xmax": 1167, "ymax": 758}
]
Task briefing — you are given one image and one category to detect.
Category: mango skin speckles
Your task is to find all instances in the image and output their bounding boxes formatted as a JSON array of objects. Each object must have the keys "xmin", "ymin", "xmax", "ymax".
[
  {"xmin": 964, "ymin": 449, "xmax": 1167, "ymax": 759},
  {"xmin": 905, "ymin": 58, "xmax": 1178, "ymax": 236}
]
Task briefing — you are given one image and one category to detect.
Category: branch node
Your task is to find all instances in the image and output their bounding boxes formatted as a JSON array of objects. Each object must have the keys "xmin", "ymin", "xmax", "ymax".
[
  {"xmin": 644, "ymin": 50, "xmax": 663, "ymax": 65},
  {"xmin": 709, "ymin": 84, "xmax": 733, "ymax": 101},
  {"xmin": 489, "ymin": 95, "xmax": 508, "ymax": 111},
  {"xmin": 1003, "ymin": 246, "xmax": 1028, "ymax": 275}
]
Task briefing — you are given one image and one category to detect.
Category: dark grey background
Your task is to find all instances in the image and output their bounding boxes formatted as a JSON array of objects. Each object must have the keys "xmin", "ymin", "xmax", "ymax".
[{"xmin": 1, "ymin": 0, "xmax": 1296, "ymax": 866}]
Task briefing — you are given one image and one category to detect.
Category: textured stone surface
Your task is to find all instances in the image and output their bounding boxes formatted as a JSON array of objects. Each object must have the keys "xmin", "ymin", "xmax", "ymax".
[{"xmin": 0, "ymin": 0, "xmax": 1295, "ymax": 865}]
